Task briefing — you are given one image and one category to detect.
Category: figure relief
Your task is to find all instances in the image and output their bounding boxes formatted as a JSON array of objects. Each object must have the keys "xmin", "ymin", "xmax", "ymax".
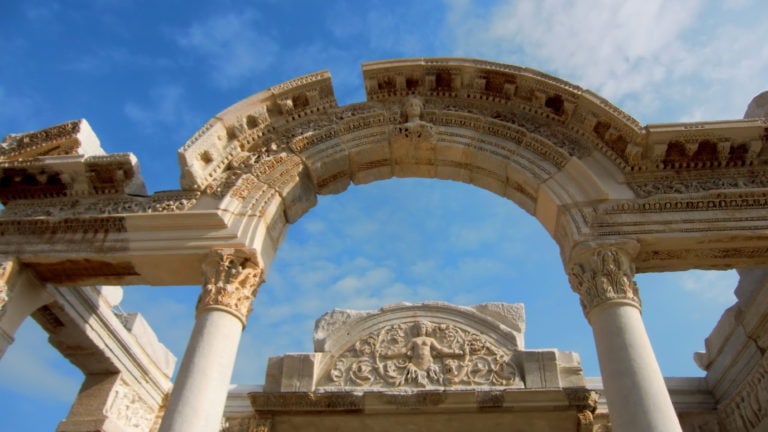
[
  {"xmin": 197, "ymin": 249, "xmax": 264, "ymax": 324},
  {"xmin": 389, "ymin": 96, "xmax": 435, "ymax": 145},
  {"xmin": 322, "ymin": 319, "xmax": 518, "ymax": 389}
]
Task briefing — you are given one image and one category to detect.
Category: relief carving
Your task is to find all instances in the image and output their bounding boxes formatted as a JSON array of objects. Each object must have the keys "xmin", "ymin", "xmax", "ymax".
[
  {"xmin": 0, "ymin": 258, "xmax": 15, "ymax": 317},
  {"xmin": 0, "ymin": 120, "xmax": 82, "ymax": 160},
  {"xmin": 718, "ymin": 354, "xmax": 768, "ymax": 431},
  {"xmin": 568, "ymin": 246, "xmax": 641, "ymax": 317},
  {"xmin": 628, "ymin": 171, "xmax": 768, "ymax": 197},
  {"xmin": 321, "ymin": 320, "xmax": 519, "ymax": 389},
  {"xmin": 0, "ymin": 192, "xmax": 199, "ymax": 218},
  {"xmin": 389, "ymin": 97, "xmax": 436, "ymax": 146},
  {"xmin": 106, "ymin": 378, "xmax": 156, "ymax": 432},
  {"xmin": 197, "ymin": 249, "xmax": 264, "ymax": 325}
]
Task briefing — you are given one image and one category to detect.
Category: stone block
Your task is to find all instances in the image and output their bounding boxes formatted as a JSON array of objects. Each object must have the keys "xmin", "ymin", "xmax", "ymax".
[
  {"xmin": 521, "ymin": 350, "xmax": 561, "ymax": 389},
  {"xmin": 120, "ymin": 312, "xmax": 176, "ymax": 377},
  {"xmin": 556, "ymin": 351, "xmax": 585, "ymax": 388},
  {"xmin": 263, "ymin": 354, "xmax": 322, "ymax": 392}
]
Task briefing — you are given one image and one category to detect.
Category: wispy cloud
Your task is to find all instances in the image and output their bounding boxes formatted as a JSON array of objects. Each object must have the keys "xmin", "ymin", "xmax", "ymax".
[
  {"xmin": 63, "ymin": 48, "xmax": 175, "ymax": 76},
  {"xmin": 176, "ymin": 11, "xmax": 279, "ymax": 88},
  {"xmin": 444, "ymin": 0, "xmax": 768, "ymax": 122},
  {"xmin": 0, "ymin": 320, "xmax": 81, "ymax": 402},
  {"xmin": 124, "ymin": 84, "xmax": 199, "ymax": 137}
]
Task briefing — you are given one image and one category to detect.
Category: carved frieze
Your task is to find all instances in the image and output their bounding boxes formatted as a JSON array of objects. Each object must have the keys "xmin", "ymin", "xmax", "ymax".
[
  {"xmin": 627, "ymin": 169, "xmax": 768, "ymax": 198},
  {"xmin": 0, "ymin": 216, "xmax": 127, "ymax": 238},
  {"xmin": 718, "ymin": 353, "xmax": 768, "ymax": 431},
  {"xmin": 0, "ymin": 191, "xmax": 199, "ymax": 218},
  {"xmin": 106, "ymin": 377, "xmax": 156, "ymax": 432},
  {"xmin": 320, "ymin": 319, "xmax": 519, "ymax": 389},
  {"xmin": 603, "ymin": 191, "xmax": 768, "ymax": 215},
  {"xmin": 197, "ymin": 249, "xmax": 264, "ymax": 325},
  {"xmin": 0, "ymin": 120, "xmax": 83, "ymax": 160},
  {"xmin": 568, "ymin": 246, "xmax": 641, "ymax": 317}
]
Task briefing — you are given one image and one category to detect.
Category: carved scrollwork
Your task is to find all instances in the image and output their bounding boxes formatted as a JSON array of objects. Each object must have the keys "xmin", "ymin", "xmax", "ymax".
[
  {"xmin": 196, "ymin": 249, "xmax": 264, "ymax": 325},
  {"xmin": 321, "ymin": 320, "xmax": 519, "ymax": 389},
  {"xmin": 568, "ymin": 246, "xmax": 641, "ymax": 317}
]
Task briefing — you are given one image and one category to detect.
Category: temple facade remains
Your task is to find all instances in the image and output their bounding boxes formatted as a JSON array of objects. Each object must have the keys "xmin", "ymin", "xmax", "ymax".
[{"xmin": 0, "ymin": 58, "xmax": 767, "ymax": 431}]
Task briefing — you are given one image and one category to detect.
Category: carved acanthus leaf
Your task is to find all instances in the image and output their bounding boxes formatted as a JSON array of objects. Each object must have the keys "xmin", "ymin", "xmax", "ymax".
[
  {"xmin": 196, "ymin": 249, "xmax": 264, "ymax": 325},
  {"xmin": 568, "ymin": 247, "xmax": 640, "ymax": 317}
]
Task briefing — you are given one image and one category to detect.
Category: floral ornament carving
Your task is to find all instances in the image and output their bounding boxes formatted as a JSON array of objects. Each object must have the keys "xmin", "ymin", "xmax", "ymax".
[
  {"xmin": 568, "ymin": 247, "xmax": 641, "ymax": 318},
  {"xmin": 322, "ymin": 320, "xmax": 518, "ymax": 389},
  {"xmin": 196, "ymin": 249, "xmax": 264, "ymax": 325}
]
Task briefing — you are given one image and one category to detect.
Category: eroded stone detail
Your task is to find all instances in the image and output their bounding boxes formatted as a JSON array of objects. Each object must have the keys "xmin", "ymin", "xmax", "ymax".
[
  {"xmin": 321, "ymin": 319, "xmax": 518, "ymax": 389},
  {"xmin": 197, "ymin": 249, "xmax": 264, "ymax": 325},
  {"xmin": 628, "ymin": 170, "xmax": 768, "ymax": 197},
  {"xmin": 0, "ymin": 191, "xmax": 199, "ymax": 218},
  {"xmin": 718, "ymin": 353, "xmax": 768, "ymax": 431},
  {"xmin": 106, "ymin": 377, "xmax": 156, "ymax": 432},
  {"xmin": 0, "ymin": 120, "xmax": 83, "ymax": 160},
  {"xmin": 568, "ymin": 246, "xmax": 641, "ymax": 317},
  {"xmin": 222, "ymin": 417, "xmax": 271, "ymax": 432},
  {"xmin": 0, "ymin": 257, "xmax": 15, "ymax": 317},
  {"xmin": 249, "ymin": 393, "xmax": 363, "ymax": 412}
]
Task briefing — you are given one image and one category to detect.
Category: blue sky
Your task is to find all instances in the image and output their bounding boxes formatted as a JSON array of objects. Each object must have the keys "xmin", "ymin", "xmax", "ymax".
[{"xmin": 1, "ymin": 0, "xmax": 766, "ymax": 430}]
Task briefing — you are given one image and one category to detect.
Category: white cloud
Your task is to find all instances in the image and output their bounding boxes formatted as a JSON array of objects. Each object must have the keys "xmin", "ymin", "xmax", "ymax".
[
  {"xmin": 678, "ymin": 270, "xmax": 738, "ymax": 306},
  {"xmin": 444, "ymin": 0, "xmax": 768, "ymax": 122},
  {"xmin": 177, "ymin": 11, "xmax": 278, "ymax": 88}
]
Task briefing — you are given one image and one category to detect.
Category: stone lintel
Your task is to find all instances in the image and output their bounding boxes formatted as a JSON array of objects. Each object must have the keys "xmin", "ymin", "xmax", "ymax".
[{"xmin": 248, "ymin": 389, "xmax": 591, "ymax": 414}]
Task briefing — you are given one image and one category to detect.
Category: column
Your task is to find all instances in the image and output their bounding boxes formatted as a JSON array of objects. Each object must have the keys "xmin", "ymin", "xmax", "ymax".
[
  {"xmin": 567, "ymin": 242, "xmax": 682, "ymax": 432},
  {"xmin": 159, "ymin": 249, "xmax": 264, "ymax": 432}
]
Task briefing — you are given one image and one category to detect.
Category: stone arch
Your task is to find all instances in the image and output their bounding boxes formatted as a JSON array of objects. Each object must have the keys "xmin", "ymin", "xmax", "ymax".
[
  {"xmin": 177, "ymin": 58, "xmax": 768, "ymax": 275},
  {"xmin": 178, "ymin": 58, "xmax": 645, "ymax": 272}
]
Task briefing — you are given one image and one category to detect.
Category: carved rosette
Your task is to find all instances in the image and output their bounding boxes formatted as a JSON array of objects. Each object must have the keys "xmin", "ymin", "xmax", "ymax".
[
  {"xmin": 321, "ymin": 320, "xmax": 519, "ymax": 389},
  {"xmin": 568, "ymin": 246, "xmax": 641, "ymax": 318},
  {"xmin": 196, "ymin": 249, "xmax": 264, "ymax": 326}
]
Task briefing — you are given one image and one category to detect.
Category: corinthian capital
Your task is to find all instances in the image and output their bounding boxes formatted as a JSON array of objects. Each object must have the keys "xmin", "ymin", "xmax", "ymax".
[
  {"xmin": 196, "ymin": 249, "xmax": 264, "ymax": 326},
  {"xmin": 567, "ymin": 243, "xmax": 641, "ymax": 318}
]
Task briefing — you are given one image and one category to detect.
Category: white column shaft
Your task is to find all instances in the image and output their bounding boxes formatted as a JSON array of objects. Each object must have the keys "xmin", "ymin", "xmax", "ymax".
[
  {"xmin": 590, "ymin": 302, "xmax": 682, "ymax": 432},
  {"xmin": 159, "ymin": 310, "xmax": 243, "ymax": 432}
]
